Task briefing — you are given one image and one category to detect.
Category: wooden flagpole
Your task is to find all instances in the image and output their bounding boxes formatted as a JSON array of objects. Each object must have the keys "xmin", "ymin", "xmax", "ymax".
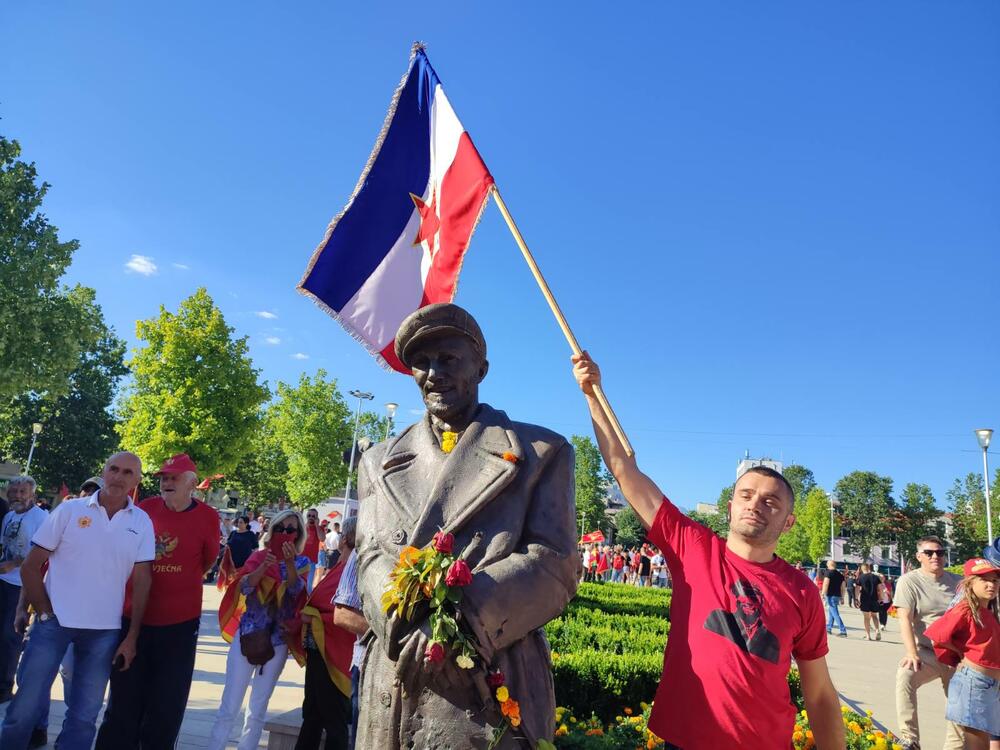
[{"xmin": 490, "ymin": 185, "xmax": 634, "ymax": 457}]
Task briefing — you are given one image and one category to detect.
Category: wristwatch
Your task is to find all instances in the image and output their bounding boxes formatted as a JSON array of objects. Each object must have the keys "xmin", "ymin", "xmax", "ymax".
[{"xmin": 38, "ymin": 612, "xmax": 53, "ymax": 622}]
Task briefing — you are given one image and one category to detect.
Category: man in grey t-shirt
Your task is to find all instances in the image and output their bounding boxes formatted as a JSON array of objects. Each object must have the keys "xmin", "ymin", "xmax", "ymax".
[{"xmin": 892, "ymin": 535, "xmax": 962, "ymax": 749}]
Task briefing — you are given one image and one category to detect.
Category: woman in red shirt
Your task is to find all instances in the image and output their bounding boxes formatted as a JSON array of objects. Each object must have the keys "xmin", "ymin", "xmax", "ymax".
[{"xmin": 925, "ymin": 557, "xmax": 1000, "ymax": 749}]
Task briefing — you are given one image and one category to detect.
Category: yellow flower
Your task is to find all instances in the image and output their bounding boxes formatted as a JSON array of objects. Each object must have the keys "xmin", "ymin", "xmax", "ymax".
[
  {"xmin": 801, "ymin": 710, "xmax": 808, "ymax": 719},
  {"xmin": 495, "ymin": 686, "xmax": 509, "ymax": 703},
  {"xmin": 441, "ymin": 431, "xmax": 458, "ymax": 453},
  {"xmin": 841, "ymin": 706, "xmax": 850, "ymax": 714},
  {"xmin": 555, "ymin": 724, "xmax": 568, "ymax": 737},
  {"xmin": 848, "ymin": 721, "xmax": 862, "ymax": 736},
  {"xmin": 455, "ymin": 654, "xmax": 474, "ymax": 669}
]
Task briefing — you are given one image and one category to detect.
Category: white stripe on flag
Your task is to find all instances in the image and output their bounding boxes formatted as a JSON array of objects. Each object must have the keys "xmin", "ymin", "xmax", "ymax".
[{"xmin": 337, "ymin": 203, "xmax": 428, "ymax": 350}]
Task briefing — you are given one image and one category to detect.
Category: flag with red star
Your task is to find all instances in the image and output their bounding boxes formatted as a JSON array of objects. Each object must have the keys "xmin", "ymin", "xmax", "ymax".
[{"xmin": 298, "ymin": 43, "xmax": 494, "ymax": 372}]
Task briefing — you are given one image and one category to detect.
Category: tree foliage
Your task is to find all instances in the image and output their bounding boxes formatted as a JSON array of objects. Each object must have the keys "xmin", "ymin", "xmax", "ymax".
[
  {"xmin": 269, "ymin": 370, "xmax": 353, "ymax": 507},
  {"xmin": 117, "ymin": 288, "xmax": 268, "ymax": 476},
  {"xmin": 948, "ymin": 471, "xmax": 1000, "ymax": 560},
  {"xmin": 688, "ymin": 509, "xmax": 728, "ymax": 538},
  {"xmin": 798, "ymin": 487, "xmax": 838, "ymax": 562},
  {"xmin": 890, "ymin": 483, "xmax": 944, "ymax": 569},
  {"xmin": 835, "ymin": 471, "xmax": 895, "ymax": 563},
  {"xmin": 571, "ymin": 435, "xmax": 612, "ymax": 535},
  {"xmin": 613, "ymin": 506, "xmax": 645, "ymax": 547},
  {"xmin": 782, "ymin": 465, "xmax": 817, "ymax": 505},
  {"xmin": 0, "ymin": 136, "xmax": 103, "ymax": 400},
  {"xmin": 227, "ymin": 410, "xmax": 289, "ymax": 507},
  {"xmin": 0, "ymin": 318, "xmax": 127, "ymax": 492}
]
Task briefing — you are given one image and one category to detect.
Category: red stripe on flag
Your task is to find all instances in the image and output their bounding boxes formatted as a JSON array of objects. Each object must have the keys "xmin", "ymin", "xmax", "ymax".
[
  {"xmin": 421, "ymin": 132, "xmax": 493, "ymax": 305},
  {"xmin": 380, "ymin": 341, "xmax": 409, "ymax": 373}
]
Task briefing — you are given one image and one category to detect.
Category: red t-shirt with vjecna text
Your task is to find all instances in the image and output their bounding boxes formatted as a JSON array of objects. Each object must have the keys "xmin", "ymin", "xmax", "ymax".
[
  {"xmin": 124, "ymin": 496, "xmax": 220, "ymax": 626},
  {"xmin": 646, "ymin": 497, "xmax": 828, "ymax": 749}
]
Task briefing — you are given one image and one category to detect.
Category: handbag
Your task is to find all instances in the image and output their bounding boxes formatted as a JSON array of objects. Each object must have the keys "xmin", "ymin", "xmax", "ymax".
[{"xmin": 240, "ymin": 628, "xmax": 275, "ymax": 667}]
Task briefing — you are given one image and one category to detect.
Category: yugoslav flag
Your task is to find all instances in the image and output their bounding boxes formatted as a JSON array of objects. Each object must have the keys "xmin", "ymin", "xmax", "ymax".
[{"xmin": 298, "ymin": 44, "xmax": 494, "ymax": 372}]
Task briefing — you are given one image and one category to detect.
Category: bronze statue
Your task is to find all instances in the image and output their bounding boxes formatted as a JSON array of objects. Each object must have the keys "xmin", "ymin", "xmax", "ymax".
[{"xmin": 355, "ymin": 303, "xmax": 579, "ymax": 749}]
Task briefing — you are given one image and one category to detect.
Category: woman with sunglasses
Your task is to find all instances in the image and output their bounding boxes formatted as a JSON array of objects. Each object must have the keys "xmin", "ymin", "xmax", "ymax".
[{"xmin": 208, "ymin": 509, "xmax": 310, "ymax": 750}]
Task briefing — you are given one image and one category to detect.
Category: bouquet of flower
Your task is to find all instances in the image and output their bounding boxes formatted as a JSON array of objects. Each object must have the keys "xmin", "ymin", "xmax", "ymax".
[{"xmin": 382, "ymin": 530, "xmax": 528, "ymax": 749}]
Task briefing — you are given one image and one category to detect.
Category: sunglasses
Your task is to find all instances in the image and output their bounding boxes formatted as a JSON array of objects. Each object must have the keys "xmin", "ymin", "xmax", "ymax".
[
  {"xmin": 271, "ymin": 524, "xmax": 298, "ymax": 534},
  {"xmin": 921, "ymin": 549, "xmax": 946, "ymax": 557}
]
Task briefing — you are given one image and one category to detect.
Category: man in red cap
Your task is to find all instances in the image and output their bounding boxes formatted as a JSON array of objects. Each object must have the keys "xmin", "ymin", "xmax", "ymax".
[{"xmin": 95, "ymin": 453, "xmax": 221, "ymax": 750}]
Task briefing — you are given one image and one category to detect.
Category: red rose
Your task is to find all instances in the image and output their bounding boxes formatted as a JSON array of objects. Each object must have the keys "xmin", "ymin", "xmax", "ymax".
[
  {"xmin": 487, "ymin": 670, "xmax": 505, "ymax": 688},
  {"xmin": 424, "ymin": 641, "xmax": 445, "ymax": 663},
  {"xmin": 445, "ymin": 559, "xmax": 473, "ymax": 587},
  {"xmin": 433, "ymin": 531, "xmax": 454, "ymax": 555}
]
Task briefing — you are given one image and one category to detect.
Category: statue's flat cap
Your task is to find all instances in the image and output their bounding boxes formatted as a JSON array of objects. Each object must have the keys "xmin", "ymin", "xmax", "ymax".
[{"xmin": 395, "ymin": 303, "xmax": 486, "ymax": 369}]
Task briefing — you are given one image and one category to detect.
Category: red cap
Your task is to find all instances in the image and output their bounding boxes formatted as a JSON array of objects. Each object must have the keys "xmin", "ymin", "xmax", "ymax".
[
  {"xmin": 964, "ymin": 558, "xmax": 1000, "ymax": 577},
  {"xmin": 154, "ymin": 453, "xmax": 198, "ymax": 476}
]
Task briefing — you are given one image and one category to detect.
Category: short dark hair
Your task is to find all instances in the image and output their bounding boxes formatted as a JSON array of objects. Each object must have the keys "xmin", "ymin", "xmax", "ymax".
[
  {"xmin": 739, "ymin": 466, "xmax": 795, "ymax": 506},
  {"xmin": 916, "ymin": 535, "xmax": 944, "ymax": 550}
]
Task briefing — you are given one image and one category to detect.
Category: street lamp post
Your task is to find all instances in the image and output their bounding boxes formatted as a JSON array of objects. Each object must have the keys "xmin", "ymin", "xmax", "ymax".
[
  {"xmin": 384, "ymin": 402, "xmax": 398, "ymax": 441},
  {"xmin": 343, "ymin": 390, "xmax": 374, "ymax": 501},
  {"xmin": 976, "ymin": 429, "xmax": 994, "ymax": 542},
  {"xmin": 24, "ymin": 422, "xmax": 42, "ymax": 474},
  {"xmin": 829, "ymin": 494, "xmax": 839, "ymax": 561}
]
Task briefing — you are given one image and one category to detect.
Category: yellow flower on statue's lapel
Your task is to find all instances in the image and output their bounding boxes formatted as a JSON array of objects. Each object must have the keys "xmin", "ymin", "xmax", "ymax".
[
  {"xmin": 441, "ymin": 431, "xmax": 458, "ymax": 453},
  {"xmin": 78, "ymin": 516, "xmax": 92, "ymax": 529},
  {"xmin": 495, "ymin": 686, "xmax": 509, "ymax": 703}
]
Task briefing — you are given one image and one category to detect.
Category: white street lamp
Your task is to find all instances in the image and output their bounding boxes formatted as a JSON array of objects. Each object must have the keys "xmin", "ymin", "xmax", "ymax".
[
  {"xmin": 829, "ymin": 493, "xmax": 839, "ymax": 561},
  {"xmin": 343, "ymin": 390, "xmax": 374, "ymax": 501},
  {"xmin": 24, "ymin": 422, "xmax": 43, "ymax": 474},
  {"xmin": 976, "ymin": 429, "xmax": 994, "ymax": 542},
  {"xmin": 384, "ymin": 402, "xmax": 398, "ymax": 441}
]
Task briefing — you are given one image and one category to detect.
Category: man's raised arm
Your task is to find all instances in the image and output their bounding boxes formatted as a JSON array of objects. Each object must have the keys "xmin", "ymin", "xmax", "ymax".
[{"xmin": 571, "ymin": 352, "xmax": 664, "ymax": 529}]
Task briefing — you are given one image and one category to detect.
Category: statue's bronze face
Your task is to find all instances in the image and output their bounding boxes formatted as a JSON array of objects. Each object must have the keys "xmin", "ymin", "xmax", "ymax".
[{"xmin": 409, "ymin": 333, "xmax": 488, "ymax": 430}]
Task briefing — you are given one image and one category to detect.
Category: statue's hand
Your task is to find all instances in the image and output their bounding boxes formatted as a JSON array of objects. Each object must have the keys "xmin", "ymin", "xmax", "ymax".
[{"xmin": 395, "ymin": 619, "xmax": 442, "ymax": 694}]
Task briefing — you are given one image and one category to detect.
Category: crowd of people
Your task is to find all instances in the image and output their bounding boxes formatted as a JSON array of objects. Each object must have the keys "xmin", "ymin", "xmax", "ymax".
[
  {"xmin": 0, "ymin": 453, "xmax": 365, "ymax": 750},
  {"xmin": 580, "ymin": 543, "xmax": 669, "ymax": 587}
]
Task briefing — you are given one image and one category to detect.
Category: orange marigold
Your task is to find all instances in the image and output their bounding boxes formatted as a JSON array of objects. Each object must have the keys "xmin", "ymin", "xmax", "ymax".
[
  {"xmin": 501, "ymin": 698, "xmax": 520, "ymax": 721},
  {"xmin": 502, "ymin": 451, "xmax": 518, "ymax": 463},
  {"xmin": 399, "ymin": 546, "xmax": 421, "ymax": 566}
]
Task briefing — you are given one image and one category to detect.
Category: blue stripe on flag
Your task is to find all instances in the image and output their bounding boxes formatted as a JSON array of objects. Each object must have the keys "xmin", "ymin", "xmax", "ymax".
[{"xmin": 302, "ymin": 52, "xmax": 440, "ymax": 311}]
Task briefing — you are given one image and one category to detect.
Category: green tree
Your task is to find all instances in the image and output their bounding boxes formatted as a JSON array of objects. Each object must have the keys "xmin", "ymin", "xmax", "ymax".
[
  {"xmin": 776, "ymin": 503, "xmax": 810, "ymax": 564},
  {"xmin": 799, "ymin": 487, "xmax": 837, "ymax": 562},
  {"xmin": 117, "ymin": 288, "xmax": 268, "ymax": 475},
  {"xmin": 270, "ymin": 370, "xmax": 353, "ymax": 507},
  {"xmin": 835, "ymin": 471, "xmax": 895, "ymax": 563},
  {"xmin": 688, "ymin": 509, "xmax": 728, "ymax": 538},
  {"xmin": 891, "ymin": 483, "xmax": 944, "ymax": 570},
  {"xmin": 0, "ymin": 136, "xmax": 104, "ymax": 400},
  {"xmin": 782, "ymin": 465, "xmax": 816, "ymax": 504},
  {"xmin": 227, "ymin": 410, "xmax": 289, "ymax": 506},
  {"xmin": 0, "ymin": 320, "xmax": 127, "ymax": 492},
  {"xmin": 571, "ymin": 435, "xmax": 611, "ymax": 536},
  {"xmin": 613, "ymin": 506, "xmax": 645, "ymax": 547},
  {"xmin": 948, "ymin": 471, "xmax": 1000, "ymax": 559}
]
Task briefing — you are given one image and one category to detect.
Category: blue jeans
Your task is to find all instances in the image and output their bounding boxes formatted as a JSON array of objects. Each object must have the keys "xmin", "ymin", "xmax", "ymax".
[
  {"xmin": 348, "ymin": 665, "xmax": 360, "ymax": 750},
  {"xmin": 825, "ymin": 596, "xmax": 847, "ymax": 634},
  {"xmin": 1, "ymin": 616, "xmax": 119, "ymax": 750},
  {"xmin": 307, "ymin": 562, "xmax": 318, "ymax": 594}
]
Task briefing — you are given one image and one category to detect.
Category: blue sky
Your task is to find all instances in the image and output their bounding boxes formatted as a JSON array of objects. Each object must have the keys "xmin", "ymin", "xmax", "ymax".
[{"xmin": 3, "ymin": 2, "xmax": 998, "ymax": 510}]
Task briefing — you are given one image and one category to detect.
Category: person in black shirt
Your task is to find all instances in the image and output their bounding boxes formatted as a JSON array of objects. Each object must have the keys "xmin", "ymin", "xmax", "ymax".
[
  {"xmin": 225, "ymin": 516, "xmax": 259, "ymax": 569},
  {"xmin": 821, "ymin": 560, "xmax": 848, "ymax": 637},
  {"xmin": 856, "ymin": 563, "xmax": 884, "ymax": 640},
  {"xmin": 638, "ymin": 545, "xmax": 653, "ymax": 587}
]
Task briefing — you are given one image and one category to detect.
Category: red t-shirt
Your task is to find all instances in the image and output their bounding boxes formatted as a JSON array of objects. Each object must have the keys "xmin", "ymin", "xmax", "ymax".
[
  {"xmin": 646, "ymin": 498, "xmax": 828, "ymax": 749},
  {"xmin": 926, "ymin": 600, "xmax": 1000, "ymax": 669},
  {"xmin": 124, "ymin": 497, "xmax": 220, "ymax": 626},
  {"xmin": 303, "ymin": 524, "xmax": 321, "ymax": 563},
  {"xmin": 612, "ymin": 554, "xmax": 625, "ymax": 570}
]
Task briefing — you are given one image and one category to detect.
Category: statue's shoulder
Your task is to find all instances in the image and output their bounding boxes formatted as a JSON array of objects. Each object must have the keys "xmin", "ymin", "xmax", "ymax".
[{"xmin": 485, "ymin": 404, "xmax": 569, "ymax": 457}]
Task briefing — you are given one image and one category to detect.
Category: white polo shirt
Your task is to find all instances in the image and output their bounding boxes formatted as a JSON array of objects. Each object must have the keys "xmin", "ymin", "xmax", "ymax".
[{"xmin": 32, "ymin": 493, "xmax": 155, "ymax": 629}]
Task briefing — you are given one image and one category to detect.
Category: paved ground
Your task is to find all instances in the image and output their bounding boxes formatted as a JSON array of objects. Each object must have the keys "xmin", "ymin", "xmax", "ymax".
[
  {"xmin": 824, "ymin": 601, "xmax": 950, "ymax": 748},
  {"xmin": 2, "ymin": 586, "xmax": 952, "ymax": 748},
  {"xmin": 1, "ymin": 584, "xmax": 304, "ymax": 749}
]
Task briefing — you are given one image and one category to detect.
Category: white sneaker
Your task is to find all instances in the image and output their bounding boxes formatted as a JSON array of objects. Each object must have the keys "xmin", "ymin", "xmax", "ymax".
[{"xmin": 875, "ymin": 629, "xmax": 882, "ymax": 641}]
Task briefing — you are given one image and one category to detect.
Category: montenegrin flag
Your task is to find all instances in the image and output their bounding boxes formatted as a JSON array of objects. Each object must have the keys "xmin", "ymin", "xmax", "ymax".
[{"xmin": 298, "ymin": 44, "xmax": 494, "ymax": 372}]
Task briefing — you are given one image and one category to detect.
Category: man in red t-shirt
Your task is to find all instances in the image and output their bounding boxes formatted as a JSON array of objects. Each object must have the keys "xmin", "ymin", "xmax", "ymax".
[
  {"xmin": 572, "ymin": 354, "xmax": 843, "ymax": 750},
  {"xmin": 95, "ymin": 454, "xmax": 220, "ymax": 750},
  {"xmin": 302, "ymin": 507, "xmax": 325, "ymax": 593}
]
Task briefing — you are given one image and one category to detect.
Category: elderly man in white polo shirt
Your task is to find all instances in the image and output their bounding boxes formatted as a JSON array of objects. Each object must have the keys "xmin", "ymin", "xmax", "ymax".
[{"xmin": 0, "ymin": 452, "xmax": 155, "ymax": 750}]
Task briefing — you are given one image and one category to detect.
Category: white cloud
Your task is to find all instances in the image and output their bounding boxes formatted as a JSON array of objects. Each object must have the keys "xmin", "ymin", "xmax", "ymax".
[
  {"xmin": 291, "ymin": 352, "xmax": 309, "ymax": 360},
  {"xmin": 256, "ymin": 311, "xmax": 278, "ymax": 320},
  {"xmin": 125, "ymin": 254, "xmax": 158, "ymax": 276},
  {"xmin": 172, "ymin": 262, "xmax": 190, "ymax": 271},
  {"xmin": 264, "ymin": 336, "xmax": 281, "ymax": 345}
]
